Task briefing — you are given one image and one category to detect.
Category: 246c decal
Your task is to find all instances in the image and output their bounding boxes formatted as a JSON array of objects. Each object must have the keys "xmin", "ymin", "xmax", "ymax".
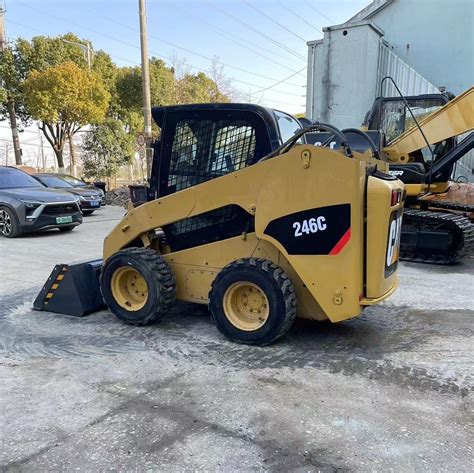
[
  {"xmin": 264, "ymin": 204, "xmax": 351, "ymax": 255},
  {"xmin": 293, "ymin": 217, "xmax": 327, "ymax": 237}
]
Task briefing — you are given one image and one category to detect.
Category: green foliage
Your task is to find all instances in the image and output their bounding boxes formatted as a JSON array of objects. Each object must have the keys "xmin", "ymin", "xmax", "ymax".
[
  {"xmin": 24, "ymin": 61, "xmax": 110, "ymax": 125},
  {"xmin": 81, "ymin": 118, "xmax": 136, "ymax": 180},
  {"xmin": 177, "ymin": 72, "xmax": 230, "ymax": 104},
  {"xmin": 0, "ymin": 33, "xmax": 117, "ymax": 123}
]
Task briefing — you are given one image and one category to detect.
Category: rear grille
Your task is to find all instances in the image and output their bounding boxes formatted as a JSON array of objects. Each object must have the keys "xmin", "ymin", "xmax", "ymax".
[{"xmin": 42, "ymin": 204, "xmax": 78, "ymax": 216}]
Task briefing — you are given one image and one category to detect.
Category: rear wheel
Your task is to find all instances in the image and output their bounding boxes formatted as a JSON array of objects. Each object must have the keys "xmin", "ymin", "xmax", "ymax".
[
  {"xmin": 209, "ymin": 258, "xmax": 297, "ymax": 345},
  {"xmin": 100, "ymin": 247, "xmax": 176, "ymax": 325},
  {"xmin": 82, "ymin": 210, "xmax": 94, "ymax": 216},
  {"xmin": 0, "ymin": 207, "xmax": 21, "ymax": 238}
]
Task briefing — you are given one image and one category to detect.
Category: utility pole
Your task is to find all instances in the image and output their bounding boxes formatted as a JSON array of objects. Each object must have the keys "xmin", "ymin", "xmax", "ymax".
[
  {"xmin": 68, "ymin": 135, "xmax": 77, "ymax": 177},
  {"xmin": 139, "ymin": 0, "xmax": 153, "ymax": 179},
  {"xmin": 62, "ymin": 39, "xmax": 93, "ymax": 70},
  {"xmin": 39, "ymin": 129, "xmax": 46, "ymax": 171},
  {"xmin": 0, "ymin": 4, "xmax": 22, "ymax": 165}
]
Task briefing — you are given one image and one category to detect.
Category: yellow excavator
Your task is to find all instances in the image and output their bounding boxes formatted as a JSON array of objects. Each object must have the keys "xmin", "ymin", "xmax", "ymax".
[
  {"xmin": 307, "ymin": 83, "xmax": 473, "ymax": 264},
  {"xmin": 34, "ymin": 104, "xmax": 404, "ymax": 345},
  {"xmin": 363, "ymin": 84, "xmax": 473, "ymax": 264}
]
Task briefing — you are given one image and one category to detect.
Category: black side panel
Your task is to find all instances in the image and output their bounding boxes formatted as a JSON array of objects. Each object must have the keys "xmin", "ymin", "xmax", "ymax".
[
  {"xmin": 163, "ymin": 205, "xmax": 254, "ymax": 252},
  {"xmin": 264, "ymin": 204, "xmax": 351, "ymax": 255}
]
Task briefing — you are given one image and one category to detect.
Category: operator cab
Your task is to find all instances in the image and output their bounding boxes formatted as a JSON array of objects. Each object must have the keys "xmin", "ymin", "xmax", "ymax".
[{"xmin": 130, "ymin": 104, "xmax": 305, "ymax": 251}]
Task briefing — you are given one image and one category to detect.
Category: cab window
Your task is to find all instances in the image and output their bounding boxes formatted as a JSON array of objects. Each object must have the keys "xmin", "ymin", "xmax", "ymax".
[{"xmin": 274, "ymin": 110, "xmax": 303, "ymax": 144}]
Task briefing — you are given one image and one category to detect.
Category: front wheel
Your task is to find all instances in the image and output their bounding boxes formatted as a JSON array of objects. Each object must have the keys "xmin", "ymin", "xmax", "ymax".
[
  {"xmin": 82, "ymin": 210, "xmax": 94, "ymax": 216},
  {"xmin": 100, "ymin": 247, "xmax": 176, "ymax": 325},
  {"xmin": 209, "ymin": 258, "xmax": 297, "ymax": 345},
  {"xmin": 0, "ymin": 207, "xmax": 21, "ymax": 238}
]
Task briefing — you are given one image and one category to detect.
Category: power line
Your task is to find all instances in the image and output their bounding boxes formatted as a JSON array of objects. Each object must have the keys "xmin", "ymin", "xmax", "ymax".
[
  {"xmin": 204, "ymin": 0, "xmax": 307, "ymax": 62},
  {"xmin": 6, "ymin": 19, "xmax": 141, "ymax": 66},
  {"xmin": 261, "ymin": 98, "xmax": 305, "ymax": 107},
  {"xmin": 17, "ymin": 1, "xmax": 304, "ymax": 87},
  {"xmin": 250, "ymin": 68, "xmax": 306, "ymax": 95},
  {"xmin": 7, "ymin": 17, "xmax": 306, "ymax": 98},
  {"xmin": 240, "ymin": 0, "xmax": 307, "ymax": 43},
  {"xmin": 8, "ymin": 5, "xmax": 307, "ymax": 109},
  {"xmin": 163, "ymin": 2, "xmax": 306, "ymax": 75},
  {"xmin": 277, "ymin": 0, "xmax": 323, "ymax": 35},
  {"xmin": 303, "ymin": 1, "xmax": 335, "ymax": 24}
]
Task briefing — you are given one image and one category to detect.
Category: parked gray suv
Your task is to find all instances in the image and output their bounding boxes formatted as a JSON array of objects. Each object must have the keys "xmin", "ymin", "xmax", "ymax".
[{"xmin": 0, "ymin": 166, "xmax": 83, "ymax": 238}]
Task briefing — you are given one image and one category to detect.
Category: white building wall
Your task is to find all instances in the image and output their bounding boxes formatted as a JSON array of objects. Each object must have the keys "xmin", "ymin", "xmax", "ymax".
[
  {"xmin": 306, "ymin": 22, "xmax": 438, "ymax": 128},
  {"xmin": 359, "ymin": 0, "xmax": 474, "ymax": 95},
  {"xmin": 307, "ymin": 23, "xmax": 383, "ymax": 128}
]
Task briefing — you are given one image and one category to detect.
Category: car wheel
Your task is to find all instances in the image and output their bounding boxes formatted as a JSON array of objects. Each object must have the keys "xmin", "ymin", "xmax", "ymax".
[
  {"xmin": 0, "ymin": 206, "xmax": 21, "ymax": 238},
  {"xmin": 58, "ymin": 225, "xmax": 76, "ymax": 232},
  {"xmin": 82, "ymin": 210, "xmax": 94, "ymax": 216}
]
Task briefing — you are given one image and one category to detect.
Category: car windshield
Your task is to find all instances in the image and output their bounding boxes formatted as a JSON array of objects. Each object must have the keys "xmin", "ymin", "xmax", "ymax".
[
  {"xmin": 60, "ymin": 175, "xmax": 87, "ymax": 187},
  {"xmin": 37, "ymin": 175, "xmax": 74, "ymax": 188},
  {"xmin": 0, "ymin": 169, "xmax": 45, "ymax": 189}
]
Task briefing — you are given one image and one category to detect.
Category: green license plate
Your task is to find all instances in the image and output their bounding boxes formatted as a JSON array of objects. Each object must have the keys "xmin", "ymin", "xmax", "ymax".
[{"xmin": 56, "ymin": 216, "xmax": 73, "ymax": 224}]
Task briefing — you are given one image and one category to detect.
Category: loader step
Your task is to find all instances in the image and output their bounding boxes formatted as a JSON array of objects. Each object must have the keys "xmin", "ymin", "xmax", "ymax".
[{"xmin": 33, "ymin": 259, "xmax": 105, "ymax": 317}]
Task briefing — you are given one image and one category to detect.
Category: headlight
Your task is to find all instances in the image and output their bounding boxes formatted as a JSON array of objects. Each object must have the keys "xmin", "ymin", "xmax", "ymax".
[
  {"xmin": 79, "ymin": 195, "xmax": 87, "ymax": 202},
  {"xmin": 23, "ymin": 201, "xmax": 41, "ymax": 209}
]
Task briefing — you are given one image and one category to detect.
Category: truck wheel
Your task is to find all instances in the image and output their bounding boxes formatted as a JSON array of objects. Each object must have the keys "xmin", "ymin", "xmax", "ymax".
[
  {"xmin": 209, "ymin": 258, "xmax": 297, "ymax": 345},
  {"xmin": 100, "ymin": 247, "xmax": 176, "ymax": 325},
  {"xmin": 0, "ymin": 207, "xmax": 21, "ymax": 238}
]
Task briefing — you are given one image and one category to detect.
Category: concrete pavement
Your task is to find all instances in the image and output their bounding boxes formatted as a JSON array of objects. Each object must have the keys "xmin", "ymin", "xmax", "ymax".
[{"xmin": 0, "ymin": 206, "xmax": 472, "ymax": 471}]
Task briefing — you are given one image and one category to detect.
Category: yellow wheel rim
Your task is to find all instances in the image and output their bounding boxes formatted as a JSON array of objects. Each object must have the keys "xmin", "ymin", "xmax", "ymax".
[
  {"xmin": 223, "ymin": 282, "xmax": 270, "ymax": 331},
  {"xmin": 111, "ymin": 266, "xmax": 148, "ymax": 311}
]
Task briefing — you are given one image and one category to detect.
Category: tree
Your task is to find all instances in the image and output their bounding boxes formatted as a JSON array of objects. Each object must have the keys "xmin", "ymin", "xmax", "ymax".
[
  {"xmin": 81, "ymin": 118, "xmax": 135, "ymax": 185},
  {"xmin": 1, "ymin": 33, "xmax": 117, "ymax": 168},
  {"xmin": 0, "ymin": 48, "xmax": 24, "ymax": 164},
  {"xmin": 23, "ymin": 61, "xmax": 110, "ymax": 170}
]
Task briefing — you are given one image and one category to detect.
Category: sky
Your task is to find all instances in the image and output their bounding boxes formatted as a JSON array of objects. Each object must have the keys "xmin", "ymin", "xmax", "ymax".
[{"xmin": 1, "ymin": 0, "xmax": 368, "ymax": 167}]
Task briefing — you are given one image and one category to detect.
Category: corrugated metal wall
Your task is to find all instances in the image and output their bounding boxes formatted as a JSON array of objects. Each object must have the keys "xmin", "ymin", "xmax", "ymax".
[{"xmin": 377, "ymin": 43, "xmax": 439, "ymax": 97}]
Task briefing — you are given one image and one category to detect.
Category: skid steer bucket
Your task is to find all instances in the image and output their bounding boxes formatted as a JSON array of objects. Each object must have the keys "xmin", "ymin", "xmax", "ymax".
[{"xmin": 33, "ymin": 259, "xmax": 105, "ymax": 317}]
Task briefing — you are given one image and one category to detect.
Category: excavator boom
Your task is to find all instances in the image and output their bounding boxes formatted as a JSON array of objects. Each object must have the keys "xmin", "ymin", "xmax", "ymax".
[{"xmin": 384, "ymin": 87, "xmax": 474, "ymax": 162}]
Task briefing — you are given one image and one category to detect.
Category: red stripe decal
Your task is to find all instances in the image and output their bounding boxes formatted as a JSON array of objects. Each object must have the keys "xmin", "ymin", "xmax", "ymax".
[{"xmin": 329, "ymin": 228, "xmax": 351, "ymax": 255}]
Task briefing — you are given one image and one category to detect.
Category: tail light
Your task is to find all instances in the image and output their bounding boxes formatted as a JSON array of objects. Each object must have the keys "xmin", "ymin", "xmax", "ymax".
[{"xmin": 391, "ymin": 190, "xmax": 401, "ymax": 206}]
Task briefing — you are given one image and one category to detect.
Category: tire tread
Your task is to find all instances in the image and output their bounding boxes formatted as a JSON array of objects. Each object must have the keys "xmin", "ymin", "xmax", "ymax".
[{"xmin": 209, "ymin": 257, "xmax": 297, "ymax": 345}]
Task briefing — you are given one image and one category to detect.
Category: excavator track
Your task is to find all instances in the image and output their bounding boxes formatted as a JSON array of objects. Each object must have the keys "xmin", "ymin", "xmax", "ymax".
[{"xmin": 400, "ymin": 209, "xmax": 474, "ymax": 264}]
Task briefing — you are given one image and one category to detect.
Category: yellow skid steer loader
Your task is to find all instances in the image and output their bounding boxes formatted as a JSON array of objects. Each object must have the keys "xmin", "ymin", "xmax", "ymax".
[{"xmin": 34, "ymin": 104, "xmax": 404, "ymax": 345}]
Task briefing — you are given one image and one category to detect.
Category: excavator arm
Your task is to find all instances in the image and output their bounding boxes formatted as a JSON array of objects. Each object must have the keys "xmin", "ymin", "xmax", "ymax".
[{"xmin": 383, "ymin": 87, "xmax": 474, "ymax": 163}]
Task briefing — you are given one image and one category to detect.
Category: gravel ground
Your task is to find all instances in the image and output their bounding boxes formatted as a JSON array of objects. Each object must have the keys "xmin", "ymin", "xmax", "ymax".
[{"xmin": 0, "ymin": 206, "xmax": 472, "ymax": 472}]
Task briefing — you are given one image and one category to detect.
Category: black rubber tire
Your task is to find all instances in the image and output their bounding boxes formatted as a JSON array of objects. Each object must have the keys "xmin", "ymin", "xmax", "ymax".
[
  {"xmin": 0, "ymin": 206, "xmax": 21, "ymax": 238},
  {"xmin": 100, "ymin": 247, "xmax": 176, "ymax": 325},
  {"xmin": 58, "ymin": 225, "xmax": 76, "ymax": 232},
  {"xmin": 82, "ymin": 210, "xmax": 94, "ymax": 216},
  {"xmin": 209, "ymin": 258, "xmax": 297, "ymax": 345}
]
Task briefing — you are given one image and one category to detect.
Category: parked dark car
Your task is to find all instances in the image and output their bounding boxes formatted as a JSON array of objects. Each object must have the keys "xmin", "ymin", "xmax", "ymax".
[
  {"xmin": 34, "ymin": 173, "xmax": 105, "ymax": 215},
  {"xmin": 0, "ymin": 166, "xmax": 83, "ymax": 238}
]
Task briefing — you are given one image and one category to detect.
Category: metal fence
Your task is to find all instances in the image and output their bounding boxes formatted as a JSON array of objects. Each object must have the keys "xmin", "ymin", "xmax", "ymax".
[{"xmin": 377, "ymin": 43, "xmax": 439, "ymax": 97}]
